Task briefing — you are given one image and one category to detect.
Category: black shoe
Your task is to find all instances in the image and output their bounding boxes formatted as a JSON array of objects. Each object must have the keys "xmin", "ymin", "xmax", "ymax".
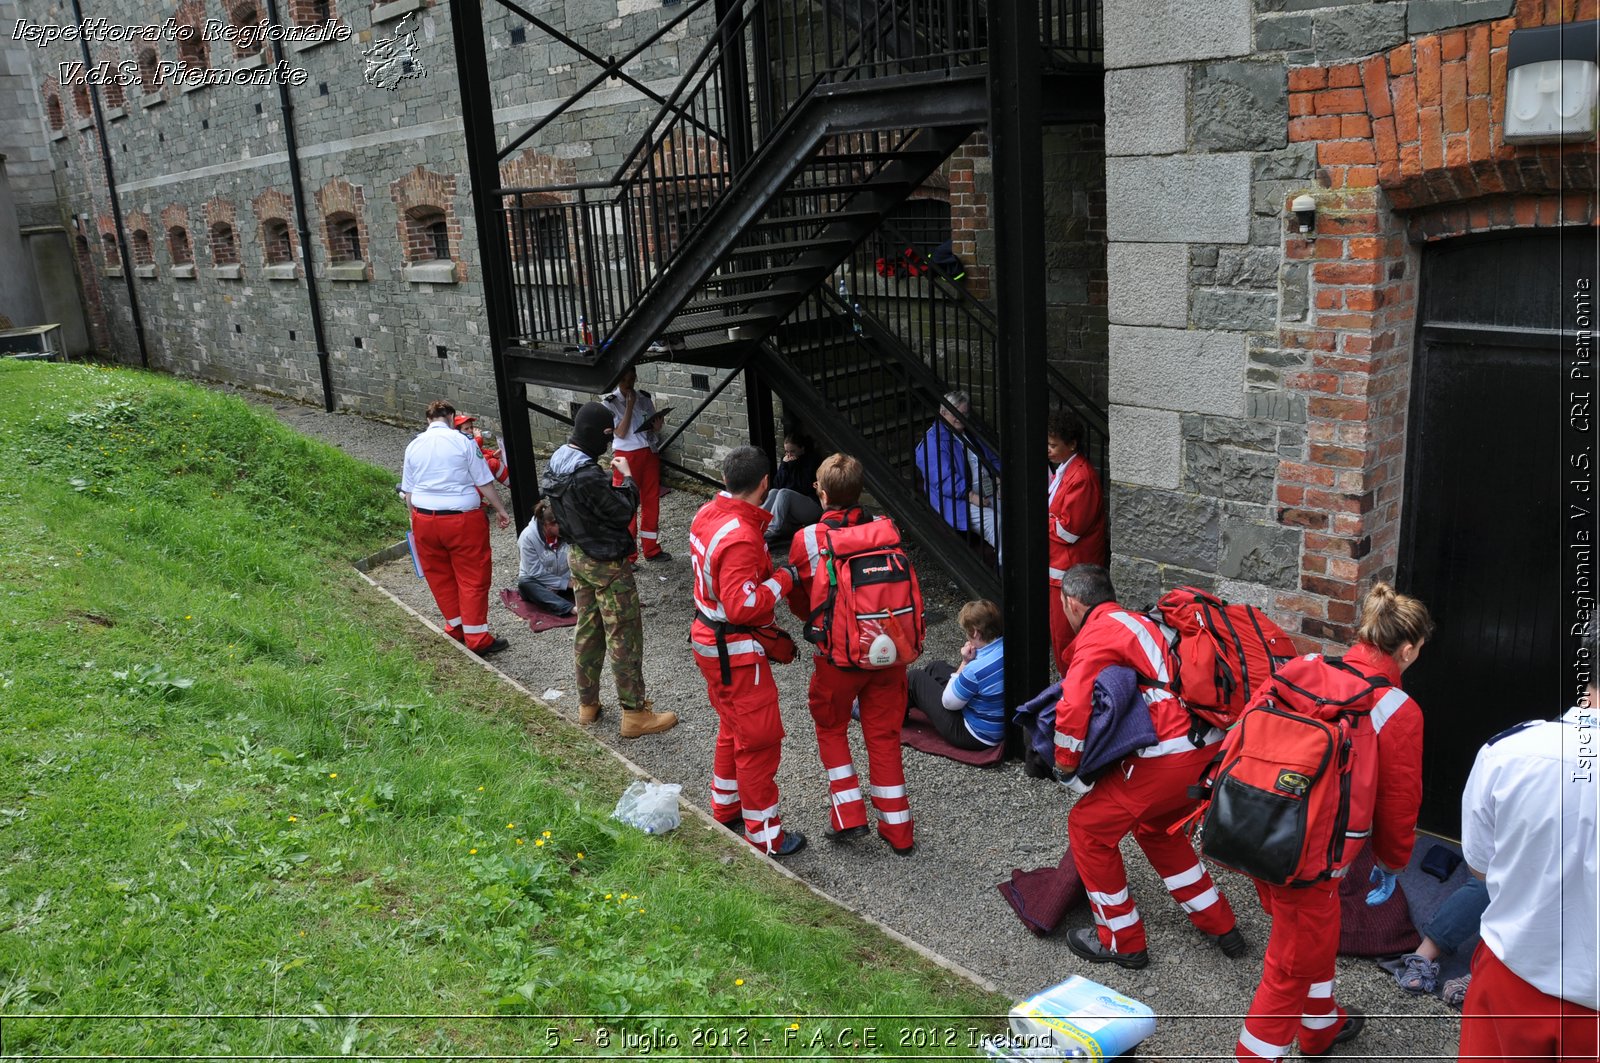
[
  {"xmin": 825, "ymin": 823, "xmax": 869, "ymax": 841},
  {"xmin": 1065, "ymin": 927, "xmax": 1149, "ymax": 970},
  {"xmin": 474, "ymin": 636, "xmax": 510, "ymax": 657},
  {"xmin": 887, "ymin": 838, "xmax": 916, "ymax": 857},
  {"xmin": 644, "ymin": 550, "xmax": 673, "ymax": 563},
  {"xmin": 771, "ymin": 830, "xmax": 807, "ymax": 857},
  {"xmin": 1306, "ymin": 1008, "xmax": 1365, "ymax": 1055},
  {"xmin": 1212, "ymin": 927, "xmax": 1249, "ymax": 958},
  {"xmin": 716, "ymin": 817, "xmax": 743, "ymax": 835}
]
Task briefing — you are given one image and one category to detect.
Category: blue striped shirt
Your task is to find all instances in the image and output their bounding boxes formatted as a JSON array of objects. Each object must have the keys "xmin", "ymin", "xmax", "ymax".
[{"xmin": 948, "ymin": 637, "xmax": 1006, "ymax": 745}]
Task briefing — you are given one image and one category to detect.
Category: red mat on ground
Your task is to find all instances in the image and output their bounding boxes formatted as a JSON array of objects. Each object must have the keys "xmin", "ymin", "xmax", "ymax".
[
  {"xmin": 1337, "ymin": 842, "xmax": 1422, "ymax": 956},
  {"xmin": 997, "ymin": 847, "xmax": 1087, "ymax": 937},
  {"xmin": 901, "ymin": 706, "xmax": 1004, "ymax": 767},
  {"xmin": 499, "ymin": 588, "xmax": 577, "ymax": 632}
]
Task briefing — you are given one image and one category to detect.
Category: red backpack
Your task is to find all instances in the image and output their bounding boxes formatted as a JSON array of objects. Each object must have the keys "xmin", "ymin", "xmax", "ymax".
[
  {"xmin": 1152, "ymin": 586, "xmax": 1296, "ymax": 733},
  {"xmin": 1196, "ymin": 654, "xmax": 1408, "ymax": 886},
  {"xmin": 802, "ymin": 515, "xmax": 925, "ymax": 670}
]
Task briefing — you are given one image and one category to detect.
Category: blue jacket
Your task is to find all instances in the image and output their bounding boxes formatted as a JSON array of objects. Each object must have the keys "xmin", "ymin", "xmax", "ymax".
[
  {"xmin": 914, "ymin": 419, "xmax": 999, "ymax": 531},
  {"xmin": 1077, "ymin": 665, "xmax": 1157, "ymax": 783}
]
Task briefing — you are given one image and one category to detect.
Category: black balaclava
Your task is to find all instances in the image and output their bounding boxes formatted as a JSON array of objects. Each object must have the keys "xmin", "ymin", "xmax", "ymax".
[{"xmin": 571, "ymin": 401, "xmax": 614, "ymax": 459}]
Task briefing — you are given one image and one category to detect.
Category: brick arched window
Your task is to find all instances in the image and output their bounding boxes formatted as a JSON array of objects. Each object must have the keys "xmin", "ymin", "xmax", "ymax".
[
  {"xmin": 102, "ymin": 70, "xmax": 125, "ymax": 110},
  {"xmin": 137, "ymin": 49, "xmax": 161, "ymax": 95},
  {"xmin": 45, "ymin": 93, "xmax": 64, "ymax": 130},
  {"xmin": 72, "ymin": 81, "xmax": 91, "ymax": 117},
  {"xmin": 167, "ymin": 226, "xmax": 192, "ymax": 265},
  {"xmin": 101, "ymin": 232, "xmax": 121, "ymax": 270},
  {"xmin": 326, "ymin": 213, "xmax": 362, "ymax": 263},
  {"xmin": 228, "ymin": 2, "xmax": 264, "ymax": 57},
  {"xmin": 210, "ymin": 222, "xmax": 239, "ymax": 266},
  {"xmin": 405, "ymin": 207, "xmax": 450, "ymax": 263},
  {"xmin": 131, "ymin": 229, "xmax": 154, "ymax": 266},
  {"xmin": 176, "ymin": 25, "xmax": 209, "ymax": 72},
  {"xmin": 262, "ymin": 218, "xmax": 293, "ymax": 264},
  {"xmin": 290, "ymin": 0, "xmax": 334, "ymax": 25}
]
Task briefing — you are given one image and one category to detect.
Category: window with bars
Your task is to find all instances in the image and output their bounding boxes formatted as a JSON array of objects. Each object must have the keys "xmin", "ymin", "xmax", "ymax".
[
  {"xmin": 327, "ymin": 214, "xmax": 362, "ymax": 263},
  {"xmin": 131, "ymin": 229, "xmax": 154, "ymax": 266}
]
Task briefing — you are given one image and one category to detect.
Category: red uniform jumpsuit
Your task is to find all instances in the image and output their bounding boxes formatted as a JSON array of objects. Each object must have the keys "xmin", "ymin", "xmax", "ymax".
[
  {"xmin": 1234, "ymin": 642, "xmax": 1423, "ymax": 1062},
  {"xmin": 786, "ymin": 508, "xmax": 914, "ymax": 850},
  {"xmin": 1046, "ymin": 452, "xmax": 1107, "ymax": 676},
  {"xmin": 605, "ymin": 391, "xmax": 664, "ymax": 561},
  {"xmin": 690, "ymin": 491, "xmax": 796, "ymax": 853},
  {"xmin": 1055, "ymin": 602, "xmax": 1238, "ymax": 956}
]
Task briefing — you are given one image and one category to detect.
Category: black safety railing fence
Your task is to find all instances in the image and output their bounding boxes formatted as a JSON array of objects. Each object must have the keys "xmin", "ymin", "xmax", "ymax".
[
  {"xmin": 494, "ymin": 0, "xmax": 1100, "ymax": 362},
  {"xmin": 833, "ymin": 219, "xmax": 1110, "ymax": 478},
  {"xmin": 1040, "ymin": 0, "xmax": 1101, "ymax": 65},
  {"xmin": 775, "ymin": 288, "xmax": 1004, "ymax": 575}
]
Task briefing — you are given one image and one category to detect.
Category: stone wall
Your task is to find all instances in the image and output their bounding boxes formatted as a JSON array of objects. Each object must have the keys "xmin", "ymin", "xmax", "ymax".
[{"xmin": 1102, "ymin": 0, "xmax": 1597, "ymax": 637}]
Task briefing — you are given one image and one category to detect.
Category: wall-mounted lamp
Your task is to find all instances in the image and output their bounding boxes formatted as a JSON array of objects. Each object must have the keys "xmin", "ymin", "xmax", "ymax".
[
  {"xmin": 1504, "ymin": 20, "xmax": 1599, "ymax": 144},
  {"xmin": 1290, "ymin": 193, "xmax": 1317, "ymax": 237}
]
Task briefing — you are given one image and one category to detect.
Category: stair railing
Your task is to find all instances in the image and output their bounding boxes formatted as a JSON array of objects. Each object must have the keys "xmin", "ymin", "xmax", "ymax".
[{"xmin": 500, "ymin": 0, "xmax": 990, "ymax": 358}]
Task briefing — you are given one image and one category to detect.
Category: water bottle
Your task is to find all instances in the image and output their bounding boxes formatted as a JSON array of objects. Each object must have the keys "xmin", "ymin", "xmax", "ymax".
[
  {"xmin": 837, "ymin": 277, "xmax": 848, "ymax": 302},
  {"xmin": 851, "ymin": 299, "xmax": 863, "ymax": 334}
]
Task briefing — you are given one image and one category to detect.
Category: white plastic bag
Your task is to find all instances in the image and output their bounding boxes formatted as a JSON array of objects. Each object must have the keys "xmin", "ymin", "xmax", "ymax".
[{"xmin": 611, "ymin": 780, "xmax": 682, "ymax": 835}]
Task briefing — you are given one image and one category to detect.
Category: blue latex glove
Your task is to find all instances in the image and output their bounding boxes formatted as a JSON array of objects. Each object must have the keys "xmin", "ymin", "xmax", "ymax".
[{"xmin": 1365, "ymin": 866, "xmax": 1398, "ymax": 906}]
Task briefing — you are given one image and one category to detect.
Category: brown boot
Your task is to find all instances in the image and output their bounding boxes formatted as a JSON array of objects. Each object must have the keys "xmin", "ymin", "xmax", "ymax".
[
  {"xmin": 578, "ymin": 702, "xmax": 602, "ymax": 725},
  {"xmin": 619, "ymin": 701, "xmax": 677, "ymax": 738}
]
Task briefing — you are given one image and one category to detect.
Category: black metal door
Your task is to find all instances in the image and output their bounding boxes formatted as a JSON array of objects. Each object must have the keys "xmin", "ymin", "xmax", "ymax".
[{"xmin": 1399, "ymin": 230, "xmax": 1596, "ymax": 837}]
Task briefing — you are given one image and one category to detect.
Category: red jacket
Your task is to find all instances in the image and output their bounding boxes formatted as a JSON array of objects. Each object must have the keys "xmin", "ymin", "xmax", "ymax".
[
  {"xmin": 784, "ymin": 505, "xmax": 868, "ymax": 625},
  {"xmin": 1047, "ymin": 453, "xmax": 1107, "ymax": 585},
  {"xmin": 1343, "ymin": 641, "xmax": 1425, "ymax": 872},
  {"xmin": 1054, "ymin": 602, "xmax": 1215, "ymax": 775},
  {"xmin": 689, "ymin": 492, "xmax": 795, "ymax": 670}
]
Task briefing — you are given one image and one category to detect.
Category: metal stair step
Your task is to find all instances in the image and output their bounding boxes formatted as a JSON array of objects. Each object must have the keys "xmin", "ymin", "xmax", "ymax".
[
  {"xmin": 722, "ymin": 237, "xmax": 856, "ymax": 259},
  {"xmin": 663, "ymin": 310, "xmax": 780, "ymax": 338},
  {"xmin": 748, "ymin": 208, "xmax": 882, "ymax": 231}
]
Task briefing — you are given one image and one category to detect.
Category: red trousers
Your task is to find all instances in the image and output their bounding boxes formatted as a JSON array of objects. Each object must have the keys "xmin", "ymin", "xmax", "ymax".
[
  {"xmin": 1047, "ymin": 585, "xmax": 1079, "ymax": 676},
  {"xmin": 1460, "ymin": 941, "xmax": 1598, "ymax": 1061},
  {"xmin": 808, "ymin": 660, "xmax": 913, "ymax": 849},
  {"xmin": 1234, "ymin": 880, "xmax": 1346, "ymax": 1061},
  {"xmin": 697, "ymin": 655, "xmax": 790, "ymax": 854},
  {"xmin": 411, "ymin": 509, "xmax": 496, "ymax": 651},
  {"xmin": 612, "ymin": 447, "xmax": 662, "ymax": 559},
  {"xmin": 1067, "ymin": 748, "xmax": 1236, "ymax": 955}
]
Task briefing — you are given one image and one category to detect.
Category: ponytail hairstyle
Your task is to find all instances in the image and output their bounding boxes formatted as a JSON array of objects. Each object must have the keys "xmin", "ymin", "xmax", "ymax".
[
  {"xmin": 1355, "ymin": 582, "xmax": 1435, "ymax": 657},
  {"xmin": 533, "ymin": 496, "xmax": 557, "ymax": 535}
]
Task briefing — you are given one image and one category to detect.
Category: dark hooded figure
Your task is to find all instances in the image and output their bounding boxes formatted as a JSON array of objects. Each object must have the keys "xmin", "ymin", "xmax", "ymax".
[{"xmin": 542, "ymin": 402, "xmax": 677, "ymax": 738}]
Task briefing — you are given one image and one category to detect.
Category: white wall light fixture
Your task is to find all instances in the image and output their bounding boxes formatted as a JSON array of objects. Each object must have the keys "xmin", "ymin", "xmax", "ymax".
[{"xmin": 1503, "ymin": 20, "xmax": 1599, "ymax": 144}]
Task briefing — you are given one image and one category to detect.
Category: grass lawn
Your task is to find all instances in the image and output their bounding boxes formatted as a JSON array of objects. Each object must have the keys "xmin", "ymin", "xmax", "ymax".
[{"xmin": 0, "ymin": 362, "xmax": 1006, "ymax": 1057}]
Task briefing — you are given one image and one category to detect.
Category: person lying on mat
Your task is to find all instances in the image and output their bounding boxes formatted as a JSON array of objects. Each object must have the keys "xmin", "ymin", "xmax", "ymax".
[
  {"xmin": 516, "ymin": 497, "xmax": 575, "ymax": 618},
  {"xmin": 905, "ymin": 599, "xmax": 1005, "ymax": 751}
]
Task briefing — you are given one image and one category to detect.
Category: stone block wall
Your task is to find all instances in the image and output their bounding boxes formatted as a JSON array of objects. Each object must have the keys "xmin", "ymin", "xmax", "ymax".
[{"xmin": 1103, "ymin": 0, "xmax": 1597, "ymax": 639}]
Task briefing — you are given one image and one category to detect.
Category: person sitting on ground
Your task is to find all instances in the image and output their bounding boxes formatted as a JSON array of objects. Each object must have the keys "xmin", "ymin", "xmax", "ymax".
[
  {"xmin": 515, "ymin": 497, "xmax": 575, "ymax": 618},
  {"xmin": 913, "ymin": 390, "xmax": 1000, "ymax": 560},
  {"xmin": 543, "ymin": 402, "xmax": 677, "ymax": 738},
  {"xmin": 453, "ymin": 412, "xmax": 510, "ymax": 486},
  {"xmin": 905, "ymin": 599, "xmax": 1005, "ymax": 751},
  {"xmin": 762, "ymin": 433, "xmax": 824, "ymax": 551},
  {"xmin": 1392, "ymin": 875, "xmax": 1487, "ymax": 1006}
]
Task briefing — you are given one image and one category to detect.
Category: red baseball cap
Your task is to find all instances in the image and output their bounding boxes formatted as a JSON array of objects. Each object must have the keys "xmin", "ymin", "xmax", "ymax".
[{"xmin": 452, "ymin": 414, "xmax": 476, "ymax": 428}]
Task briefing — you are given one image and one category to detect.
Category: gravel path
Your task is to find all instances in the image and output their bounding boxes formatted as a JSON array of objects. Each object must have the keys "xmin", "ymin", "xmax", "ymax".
[{"xmin": 232, "ymin": 386, "xmax": 1461, "ymax": 1061}]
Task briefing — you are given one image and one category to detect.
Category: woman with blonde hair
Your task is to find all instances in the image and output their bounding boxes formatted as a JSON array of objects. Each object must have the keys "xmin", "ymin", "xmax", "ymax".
[{"xmin": 1232, "ymin": 582, "xmax": 1435, "ymax": 1063}]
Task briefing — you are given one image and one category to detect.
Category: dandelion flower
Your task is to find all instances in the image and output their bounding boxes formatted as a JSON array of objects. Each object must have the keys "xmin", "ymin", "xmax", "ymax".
[
  {"xmin": 576, "ymin": 852, "xmax": 584, "ymax": 860},
  {"xmin": 541, "ymin": 830, "xmax": 551, "ymax": 839},
  {"xmin": 287, "ymin": 815, "xmax": 297, "ymax": 822},
  {"xmin": 620, "ymin": 892, "xmax": 629, "ymax": 900},
  {"xmin": 328, "ymin": 772, "xmax": 337, "ymax": 779},
  {"xmin": 604, "ymin": 893, "xmax": 612, "ymax": 900},
  {"xmin": 506, "ymin": 823, "xmax": 515, "ymax": 829},
  {"xmin": 516, "ymin": 838, "xmax": 524, "ymax": 845},
  {"xmin": 734, "ymin": 978, "xmax": 744, "ymax": 986},
  {"xmin": 637, "ymin": 908, "xmax": 644, "ymax": 913},
  {"xmin": 477, "ymin": 786, "xmax": 484, "ymax": 792},
  {"xmin": 534, "ymin": 839, "xmax": 545, "ymax": 847},
  {"xmin": 788, "ymin": 1024, "xmax": 800, "ymax": 1031}
]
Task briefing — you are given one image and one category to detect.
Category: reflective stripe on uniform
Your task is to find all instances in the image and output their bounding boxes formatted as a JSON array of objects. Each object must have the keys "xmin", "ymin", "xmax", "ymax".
[
  {"xmin": 870, "ymin": 784, "xmax": 906, "ymax": 799},
  {"xmin": 445, "ymin": 616, "xmax": 463, "ymax": 627},
  {"xmin": 747, "ymin": 823, "xmax": 781, "ymax": 844},
  {"xmin": 1055, "ymin": 731, "xmax": 1083, "ymax": 751},
  {"xmin": 1370, "ymin": 688, "xmax": 1411, "ymax": 732},
  {"xmin": 1087, "ymin": 887, "xmax": 1129, "ymax": 906},
  {"xmin": 1300, "ymin": 1010, "xmax": 1340, "ymax": 1031},
  {"xmin": 1108, "ymin": 610, "xmax": 1172, "ymax": 685},
  {"xmin": 638, "ymin": 530, "xmax": 658, "ymax": 540},
  {"xmin": 826, "ymin": 764, "xmax": 857, "ymax": 781},
  {"xmin": 1102, "ymin": 909, "xmax": 1140, "ymax": 932},
  {"xmin": 1055, "ymin": 519, "xmax": 1080, "ymax": 544},
  {"xmin": 801, "ymin": 524, "xmax": 822, "ymax": 574},
  {"xmin": 463, "ymin": 623, "xmax": 489, "ymax": 634},
  {"xmin": 1237, "ymin": 1028, "xmax": 1291, "ymax": 1061},
  {"xmin": 711, "ymin": 791, "xmax": 740, "ymax": 805},
  {"xmin": 1180, "ymin": 886, "xmax": 1221, "ymax": 913},
  {"xmin": 831, "ymin": 788, "xmax": 863, "ymax": 805},
  {"xmin": 1048, "ymin": 566, "xmax": 1068, "ymax": 582},
  {"xmin": 691, "ymin": 638, "xmax": 762, "ymax": 658},
  {"xmin": 1162, "ymin": 864, "xmax": 1206, "ymax": 890},
  {"xmin": 744, "ymin": 802, "xmax": 779, "ymax": 821},
  {"xmin": 1308, "ymin": 979, "xmax": 1334, "ymax": 998},
  {"xmin": 1138, "ymin": 731, "xmax": 1220, "ymax": 758},
  {"xmin": 877, "ymin": 809, "xmax": 911, "ymax": 824}
]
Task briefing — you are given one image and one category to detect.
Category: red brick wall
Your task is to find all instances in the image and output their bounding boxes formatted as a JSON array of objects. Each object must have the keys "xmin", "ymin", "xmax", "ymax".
[
  {"xmin": 251, "ymin": 188, "xmax": 300, "ymax": 267},
  {"xmin": 1275, "ymin": 0, "xmax": 1598, "ymax": 645},
  {"xmin": 390, "ymin": 165, "xmax": 464, "ymax": 280},
  {"xmin": 314, "ymin": 178, "xmax": 370, "ymax": 278},
  {"xmin": 203, "ymin": 197, "xmax": 239, "ymax": 266},
  {"xmin": 125, "ymin": 210, "xmax": 154, "ymax": 267},
  {"xmin": 160, "ymin": 204, "xmax": 192, "ymax": 265},
  {"xmin": 947, "ymin": 132, "xmax": 990, "ymax": 300}
]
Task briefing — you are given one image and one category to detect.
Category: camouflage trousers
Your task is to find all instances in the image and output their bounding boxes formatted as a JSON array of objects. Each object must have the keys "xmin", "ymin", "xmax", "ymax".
[{"xmin": 569, "ymin": 544, "xmax": 646, "ymax": 711}]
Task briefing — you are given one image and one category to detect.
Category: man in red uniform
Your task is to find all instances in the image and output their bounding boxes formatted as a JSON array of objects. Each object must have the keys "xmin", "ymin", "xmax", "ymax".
[
  {"xmin": 400, "ymin": 400, "xmax": 512, "ymax": 655},
  {"xmin": 1054, "ymin": 564, "xmax": 1245, "ymax": 968},
  {"xmin": 690, "ymin": 445, "xmax": 805, "ymax": 857},
  {"xmin": 602, "ymin": 365, "xmax": 668, "ymax": 563},
  {"xmin": 1045, "ymin": 409, "xmax": 1106, "ymax": 676},
  {"xmin": 452, "ymin": 413, "xmax": 509, "ymax": 485},
  {"xmin": 786, "ymin": 453, "xmax": 916, "ymax": 855}
]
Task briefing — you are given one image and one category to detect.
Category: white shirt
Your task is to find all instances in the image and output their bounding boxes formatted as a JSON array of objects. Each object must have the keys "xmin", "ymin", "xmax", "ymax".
[
  {"xmin": 600, "ymin": 388, "xmax": 657, "ymax": 452},
  {"xmin": 1461, "ymin": 706, "xmax": 1599, "ymax": 1009},
  {"xmin": 400, "ymin": 421, "xmax": 494, "ymax": 510}
]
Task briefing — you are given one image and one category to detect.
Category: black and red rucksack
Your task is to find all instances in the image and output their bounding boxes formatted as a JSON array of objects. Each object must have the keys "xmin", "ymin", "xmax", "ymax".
[
  {"xmin": 1195, "ymin": 654, "xmax": 1408, "ymax": 886},
  {"xmin": 802, "ymin": 515, "xmax": 925, "ymax": 670},
  {"xmin": 1151, "ymin": 586, "xmax": 1297, "ymax": 734}
]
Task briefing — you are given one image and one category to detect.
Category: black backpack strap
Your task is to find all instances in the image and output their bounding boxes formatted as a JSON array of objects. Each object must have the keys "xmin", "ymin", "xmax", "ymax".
[{"xmin": 697, "ymin": 609, "xmax": 751, "ymax": 686}]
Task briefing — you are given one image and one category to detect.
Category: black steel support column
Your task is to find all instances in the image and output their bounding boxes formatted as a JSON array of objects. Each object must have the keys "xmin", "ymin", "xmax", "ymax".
[
  {"xmin": 451, "ymin": 0, "xmax": 538, "ymax": 528},
  {"xmin": 744, "ymin": 363, "xmax": 778, "ymax": 471},
  {"xmin": 988, "ymin": 0, "xmax": 1051, "ymax": 711}
]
